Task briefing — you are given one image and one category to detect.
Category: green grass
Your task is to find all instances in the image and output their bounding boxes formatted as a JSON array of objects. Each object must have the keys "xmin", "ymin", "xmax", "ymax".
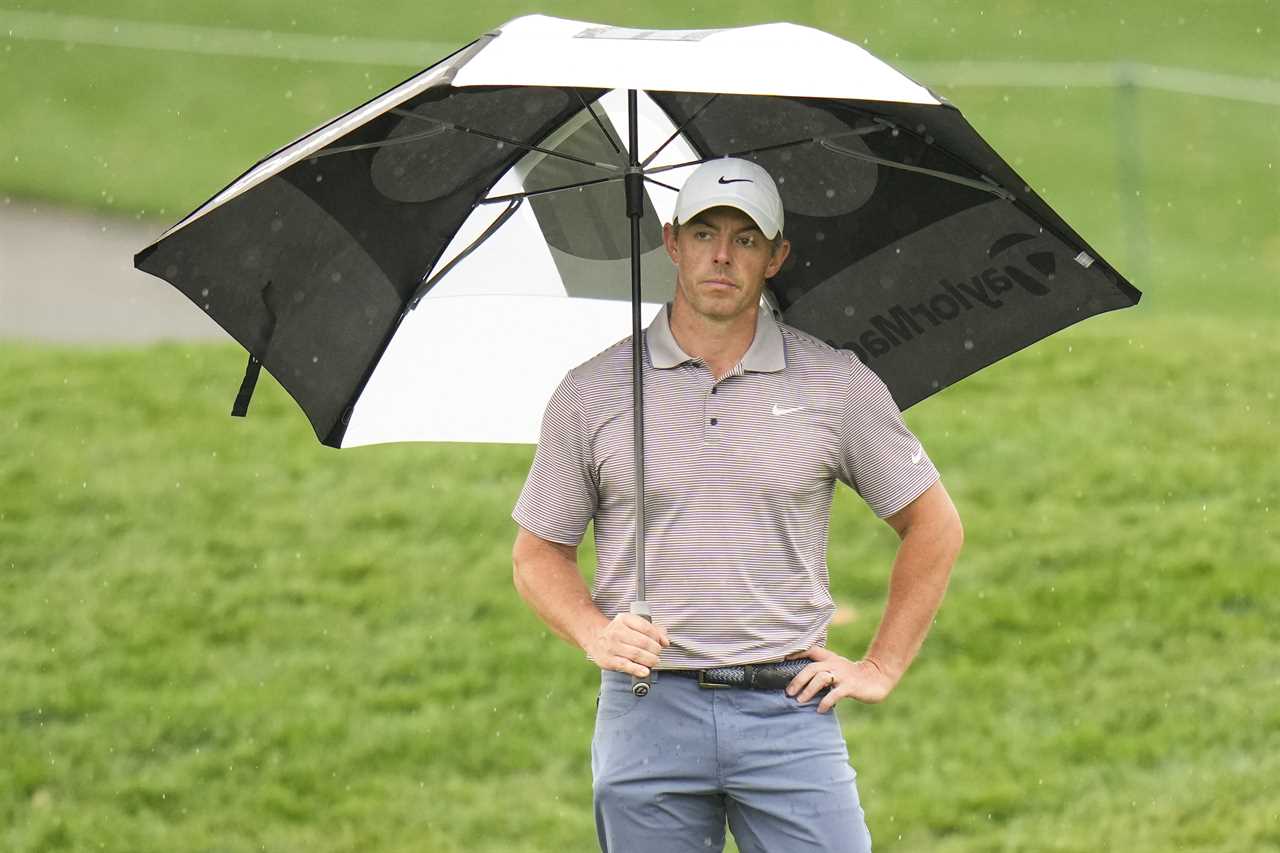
[{"xmin": 3, "ymin": 311, "xmax": 1278, "ymax": 851}]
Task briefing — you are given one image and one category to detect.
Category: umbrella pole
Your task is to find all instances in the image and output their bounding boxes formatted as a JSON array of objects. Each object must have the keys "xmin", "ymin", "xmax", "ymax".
[{"xmin": 625, "ymin": 89, "xmax": 654, "ymax": 698}]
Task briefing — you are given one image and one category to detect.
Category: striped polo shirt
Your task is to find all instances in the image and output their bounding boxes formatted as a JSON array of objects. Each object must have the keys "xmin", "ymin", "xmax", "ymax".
[{"xmin": 513, "ymin": 302, "xmax": 940, "ymax": 670}]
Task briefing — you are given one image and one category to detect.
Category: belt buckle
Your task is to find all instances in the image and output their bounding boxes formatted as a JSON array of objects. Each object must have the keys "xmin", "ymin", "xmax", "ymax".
[{"xmin": 697, "ymin": 669, "xmax": 730, "ymax": 689}]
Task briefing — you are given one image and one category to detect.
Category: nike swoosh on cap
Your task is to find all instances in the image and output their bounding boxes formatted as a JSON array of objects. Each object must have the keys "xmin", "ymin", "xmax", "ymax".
[{"xmin": 718, "ymin": 177, "xmax": 753, "ymax": 184}]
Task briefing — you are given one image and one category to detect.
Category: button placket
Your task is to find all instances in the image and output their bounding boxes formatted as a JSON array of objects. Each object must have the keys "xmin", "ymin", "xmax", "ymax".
[{"xmin": 705, "ymin": 372, "xmax": 723, "ymax": 444}]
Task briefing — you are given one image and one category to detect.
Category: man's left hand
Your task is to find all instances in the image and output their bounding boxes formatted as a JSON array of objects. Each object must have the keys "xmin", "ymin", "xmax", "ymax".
[{"xmin": 784, "ymin": 647, "xmax": 896, "ymax": 714}]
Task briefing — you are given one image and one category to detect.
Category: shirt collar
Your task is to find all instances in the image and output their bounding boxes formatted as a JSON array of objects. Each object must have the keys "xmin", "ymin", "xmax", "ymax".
[{"xmin": 645, "ymin": 302, "xmax": 785, "ymax": 373}]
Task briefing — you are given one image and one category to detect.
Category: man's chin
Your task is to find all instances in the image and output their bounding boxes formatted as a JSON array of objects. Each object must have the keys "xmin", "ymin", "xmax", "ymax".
[{"xmin": 695, "ymin": 298, "xmax": 752, "ymax": 321}]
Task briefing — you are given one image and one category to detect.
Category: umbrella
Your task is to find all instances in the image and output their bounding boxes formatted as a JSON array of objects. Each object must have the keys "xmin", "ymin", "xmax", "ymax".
[{"xmin": 135, "ymin": 15, "xmax": 1140, "ymax": 692}]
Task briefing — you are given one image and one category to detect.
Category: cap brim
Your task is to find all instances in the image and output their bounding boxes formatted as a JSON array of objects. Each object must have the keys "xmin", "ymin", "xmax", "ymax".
[{"xmin": 677, "ymin": 198, "xmax": 780, "ymax": 240}]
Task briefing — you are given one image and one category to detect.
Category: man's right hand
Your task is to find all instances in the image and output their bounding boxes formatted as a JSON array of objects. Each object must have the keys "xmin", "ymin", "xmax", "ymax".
[{"xmin": 583, "ymin": 614, "xmax": 672, "ymax": 677}]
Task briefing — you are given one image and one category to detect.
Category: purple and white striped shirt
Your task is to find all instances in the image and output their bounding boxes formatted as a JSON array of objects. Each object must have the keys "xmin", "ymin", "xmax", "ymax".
[{"xmin": 513, "ymin": 303, "xmax": 940, "ymax": 669}]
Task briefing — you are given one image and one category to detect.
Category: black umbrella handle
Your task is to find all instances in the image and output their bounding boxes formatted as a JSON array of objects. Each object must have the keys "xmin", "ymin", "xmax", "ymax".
[{"xmin": 630, "ymin": 600, "xmax": 653, "ymax": 697}]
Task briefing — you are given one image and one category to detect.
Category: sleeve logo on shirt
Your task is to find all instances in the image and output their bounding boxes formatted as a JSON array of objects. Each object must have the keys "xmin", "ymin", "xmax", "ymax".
[{"xmin": 911, "ymin": 444, "xmax": 924, "ymax": 464}]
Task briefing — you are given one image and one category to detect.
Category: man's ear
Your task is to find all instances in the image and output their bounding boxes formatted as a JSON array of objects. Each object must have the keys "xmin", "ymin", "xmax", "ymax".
[
  {"xmin": 765, "ymin": 238, "xmax": 791, "ymax": 278},
  {"xmin": 662, "ymin": 222, "xmax": 679, "ymax": 264}
]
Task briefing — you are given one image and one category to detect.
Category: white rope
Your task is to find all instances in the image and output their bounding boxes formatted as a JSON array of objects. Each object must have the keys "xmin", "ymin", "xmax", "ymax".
[
  {"xmin": 2, "ymin": 8, "xmax": 452, "ymax": 66},
  {"xmin": 5, "ymin": 9, "xmax": 1278, "ymax": 105},
  {"xmin": 910, "ymin": 60, "xmax": 1280, "ymax": 106}
]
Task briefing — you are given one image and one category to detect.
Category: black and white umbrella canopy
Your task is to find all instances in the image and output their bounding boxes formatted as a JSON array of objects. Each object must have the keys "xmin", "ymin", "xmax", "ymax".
[{"xmin": 135, "ymin": 15, "xmax": 1140, "ymax": 448}]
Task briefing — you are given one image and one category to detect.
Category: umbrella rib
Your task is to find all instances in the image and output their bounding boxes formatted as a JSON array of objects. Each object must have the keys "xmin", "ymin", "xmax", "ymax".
[
  {"xmin": 643, "ymin": 175, "xmax": 681, "ymax": 193},
  {"xmin": 573, "ymin": 88, "xmax": 624, "ymax": 158},
  {"xmin": 407, "ymin": 197, "xmax": 524, "ymax": 310},
  {"xmin": 643, "ymin": 135, "xmax": 823, "ymax": 177},
  {"xmin": 639, "ymin": 93, "xmax": 719, "ymax": 169},
  {"xmin": 819, "ymin": 139, "xmax": 1014, "ymax": 199},
  {"xmin": 479, "ymin": 174, "xmax": 624, "ymax": 205},
  {"xmin": 638, "ymin": 124, "xmax": 1008, "ymax": 200},
  {"xmin": 311, "ymin": 125, "xmax": 449, "ymax": 159},
  {"xmin": 476, "ymin": 136, "xmax": 838, "ymax": 203},
  {"xmin": 389, "ymin": 109, "xmax": 621, "ymax": 172}
]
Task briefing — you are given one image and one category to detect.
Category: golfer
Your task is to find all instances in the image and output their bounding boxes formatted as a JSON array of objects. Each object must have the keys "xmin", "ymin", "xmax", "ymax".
[{"xmin": 512, "ymin": 157, "xmax": 963, "ymax": 853}]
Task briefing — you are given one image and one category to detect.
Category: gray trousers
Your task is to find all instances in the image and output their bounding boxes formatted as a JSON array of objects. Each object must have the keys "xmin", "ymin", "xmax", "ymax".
[{"xmin": 592, "ymin": 669, "xmax": 873, "ymax": 853}]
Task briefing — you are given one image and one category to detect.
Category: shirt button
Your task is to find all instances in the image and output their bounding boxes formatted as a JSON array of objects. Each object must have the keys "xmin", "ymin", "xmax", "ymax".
[
  {"xmin": 711, "ymin": 387, "xmax": 718, "ymax": 394},
  {"xmin": 710, "ymin": 417, "xmax": 718, "ymax": 426}
]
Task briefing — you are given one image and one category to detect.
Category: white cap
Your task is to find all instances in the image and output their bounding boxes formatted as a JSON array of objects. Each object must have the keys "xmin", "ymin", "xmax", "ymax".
[{"xmin": 673, "ymin": 158, "xmax": 784, "ymax": 239}]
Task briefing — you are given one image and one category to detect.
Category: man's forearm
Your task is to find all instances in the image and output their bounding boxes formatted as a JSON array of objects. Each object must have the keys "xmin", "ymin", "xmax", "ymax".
[
  {"xmin": 864, "ymin": 515, "xmax": 962, "ymax": 683},
  {"xmin": 513, "ymin": 546, "xmax": 609, "ymax": 652}
]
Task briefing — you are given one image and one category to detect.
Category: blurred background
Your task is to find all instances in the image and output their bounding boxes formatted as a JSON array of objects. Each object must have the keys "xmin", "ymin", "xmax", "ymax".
[{"xmin": 1, "ymin": 2, "xmax": 1276, "ymax": 851}]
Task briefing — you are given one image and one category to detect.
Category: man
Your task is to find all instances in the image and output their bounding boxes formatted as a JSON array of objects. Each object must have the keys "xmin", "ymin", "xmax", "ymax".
[{"xmin": 512, "ymin": 157, "xmax": 963, "ymax": 853}]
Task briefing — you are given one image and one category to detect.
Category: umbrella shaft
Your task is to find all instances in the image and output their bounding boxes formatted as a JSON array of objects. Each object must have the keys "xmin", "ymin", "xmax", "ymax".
[{"xmin": 626, "ymin": 89, "xmax": 647, "ymax": 603}]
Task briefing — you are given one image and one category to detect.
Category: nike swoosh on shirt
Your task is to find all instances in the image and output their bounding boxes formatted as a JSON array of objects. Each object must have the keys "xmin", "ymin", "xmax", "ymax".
[
  {"xmin": 911, "ymin": 445, "xmax": 924, "ymax": 464},
  {"xmin": 772, "ymin": 404, "xmax": 806, "ymax": 416}
]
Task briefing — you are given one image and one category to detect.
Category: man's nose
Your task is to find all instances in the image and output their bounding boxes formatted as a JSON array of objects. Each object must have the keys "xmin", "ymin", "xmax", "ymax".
[{"xmin": 712, "ymin": 234, "xmax": 733, "ymax": 264}]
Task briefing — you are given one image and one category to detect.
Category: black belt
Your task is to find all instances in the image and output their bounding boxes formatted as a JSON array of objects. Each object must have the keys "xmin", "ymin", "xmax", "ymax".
[{"xmin": 658, "ymin": 659, "xmax": 820, "ymax": 691}]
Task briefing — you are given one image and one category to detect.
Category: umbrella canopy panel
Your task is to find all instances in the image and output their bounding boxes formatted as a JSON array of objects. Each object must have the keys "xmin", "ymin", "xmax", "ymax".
[
  {"xmin": 136, "ymin": 82, "xmax": 614, "ymax": 445},
  {"xmin": 645, "ymin": 92, "xmax": 1140, "ymax": 408},
  {"xmin": 342, "ymin": 89, "xmax": 699, "ymax": 446}
]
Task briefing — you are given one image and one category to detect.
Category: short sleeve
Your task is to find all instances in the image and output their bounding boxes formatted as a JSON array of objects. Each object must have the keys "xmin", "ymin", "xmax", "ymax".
[
  {"xmin": 512, "ymin": 370, "xmax": 599, "ymax": 545},
  {"xmin": 836, "ymin": 353, "xmax": 941, "ymax": 518}
]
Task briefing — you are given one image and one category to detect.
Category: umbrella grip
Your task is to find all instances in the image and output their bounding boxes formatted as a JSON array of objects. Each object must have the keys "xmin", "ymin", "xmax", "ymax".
[
  {"xmin": 624, "ymin": 169, "xmax": 644, "ymax": 220},
  {"xmin": 630, "ymin": 600, "xmax": 654, "ymax": 697}
]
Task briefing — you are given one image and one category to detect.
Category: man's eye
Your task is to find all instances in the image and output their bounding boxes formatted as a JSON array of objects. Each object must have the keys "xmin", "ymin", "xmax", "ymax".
[
  {"xmin": 694, "ymin": 230, "xmax": 712, "ymax": 239},
  {"xmin": 737, "ymin": 236, "xmax": 756, "ymax": 247}
]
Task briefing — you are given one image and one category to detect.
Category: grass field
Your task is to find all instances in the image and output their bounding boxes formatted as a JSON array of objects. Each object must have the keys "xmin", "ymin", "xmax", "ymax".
[
  {"xmin": 2, "ymin": 1, "xmax": 1279, "ymax": 850},
  {"xmin": 4, "ymin": 313, "xmax": 1278, "ymax": 851}
]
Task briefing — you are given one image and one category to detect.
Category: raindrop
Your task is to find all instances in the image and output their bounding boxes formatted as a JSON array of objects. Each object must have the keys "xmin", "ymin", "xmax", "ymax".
[
  {"xmin": 963, "ymin": 339, "xmax": 974, "ymax": 350},
  {"xmin": 843, "ymin": 305, "xmax": 856, "ymax": 316},
  {"xmin": 330, "ymin": 271, "xmax": 342, "ymax": 283},
  {"xmin": 815, "ymin": 231, "xmax": 825, "ymax": 242},
  {"xmin": 315, "ymin": 174, "xmax": 324, "ymax": 183},
  {"xmin": 200, "ymin": 288, "xmax": 209, "ymax": 297},
  {"xmin": 312, "ymin": 356, "xmax": 319, "ymax": 364},
  {"xmin": 824, "ymin": 188, "xmax": 835, "ymax": 199}
]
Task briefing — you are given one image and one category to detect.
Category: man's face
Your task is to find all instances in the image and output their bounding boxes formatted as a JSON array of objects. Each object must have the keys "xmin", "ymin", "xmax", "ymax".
[{"xmin": 662, "ymin": 206, "xmax": 790, "ymax": 324}]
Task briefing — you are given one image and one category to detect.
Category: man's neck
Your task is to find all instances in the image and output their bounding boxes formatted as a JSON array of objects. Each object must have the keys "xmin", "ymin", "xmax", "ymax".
[{"xmin": 668, "ymin": 299, "xmax": 758, "ymax": 380}]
